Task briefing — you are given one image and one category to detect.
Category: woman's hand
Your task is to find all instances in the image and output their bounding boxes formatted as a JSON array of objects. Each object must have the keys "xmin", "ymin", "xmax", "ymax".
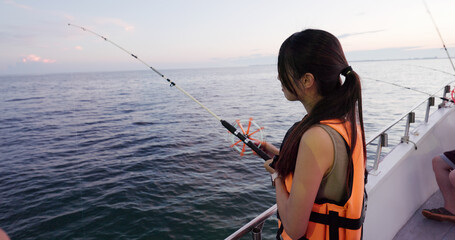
[
  {"xmin": 264, "ymin": 159, "xmax": 275, "ymax": 174},
  {"xmin": 255, "ymin": 141, "xmax": 279, "ymax": 158}
]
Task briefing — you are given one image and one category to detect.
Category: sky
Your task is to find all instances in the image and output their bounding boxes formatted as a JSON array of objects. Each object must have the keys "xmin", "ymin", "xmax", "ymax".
[{"xmin": 0, "ymin": 0, "xmax": 454, "ymax": 75}]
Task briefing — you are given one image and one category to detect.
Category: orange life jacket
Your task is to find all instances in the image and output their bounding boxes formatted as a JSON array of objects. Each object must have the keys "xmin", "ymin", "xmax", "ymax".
[{"xmin": 278, "ymin": 119, "xmax": 366, "ymax": 240}]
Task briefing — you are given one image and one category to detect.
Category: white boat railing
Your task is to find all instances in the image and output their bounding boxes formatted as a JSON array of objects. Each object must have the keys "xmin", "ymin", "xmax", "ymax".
[
  {"xmin": 224, "ymin": 204, "xmax": 277, "ymax": 240},
  {"xmin": 225, "ymin": 84, "xmax": 454, "ymax": 240},
  {"xmin": 367, "ymin": 84, "xmax": 452, "ymax": 174}
]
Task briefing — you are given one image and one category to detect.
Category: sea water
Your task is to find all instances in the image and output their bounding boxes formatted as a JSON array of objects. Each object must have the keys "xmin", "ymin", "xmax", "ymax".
[{"xmin": 0, "ymin": 59, "xmax": 453, "ymax": 239}]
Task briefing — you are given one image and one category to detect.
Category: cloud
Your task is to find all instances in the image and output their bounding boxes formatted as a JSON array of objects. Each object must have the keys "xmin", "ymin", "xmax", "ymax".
[
  {"xmin": 337, "ymin": 30, "xmax": 385, "ymax": 39},
  {"xmin": 62, "ymin": 13, "xmax": 75, "ymax": 21},
  {"xmin": 208, "ymin": 53, "xmax": 276, "ymax": 67},
  {"xmin": 75, "ymin": 46, "xmax": 83, "ymax": 51},
  {"xmin": 3, "ymin": 0, "xmax": 32, "ymax": 10},
  {"xmin": 22, "ymin": 54, "xmax": 56, "ymax": 63},
  {"xmin": 96, "ymin": 17, "xmax": 135, "ymax": 31},
  {"xmin": 345, "ymin": 46, "xmax": 454, "ymax": 61}
]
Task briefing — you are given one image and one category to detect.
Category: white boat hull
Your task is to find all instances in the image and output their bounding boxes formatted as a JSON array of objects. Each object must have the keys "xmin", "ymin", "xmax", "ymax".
[{"xmin": 364, "ymin": 106, "xmax": 455, "ymax": 240}]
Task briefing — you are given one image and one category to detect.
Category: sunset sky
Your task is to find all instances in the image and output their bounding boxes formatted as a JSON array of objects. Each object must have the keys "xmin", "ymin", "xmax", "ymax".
[{"xmin": 1, "ymin": 0, "xmax": 454, "ymax": 75}]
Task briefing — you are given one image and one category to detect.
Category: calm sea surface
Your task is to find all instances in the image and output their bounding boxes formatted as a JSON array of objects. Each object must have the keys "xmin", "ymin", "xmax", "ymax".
[{"xmin": 0, "ymin": 59, "xmax": 453, "ymax": 239}]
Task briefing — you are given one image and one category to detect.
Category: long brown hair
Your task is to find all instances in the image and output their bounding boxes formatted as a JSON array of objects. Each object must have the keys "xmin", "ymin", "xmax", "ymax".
[{"xmin": 275, "ymin": 29, "xmax": 366, "ymax": 178}]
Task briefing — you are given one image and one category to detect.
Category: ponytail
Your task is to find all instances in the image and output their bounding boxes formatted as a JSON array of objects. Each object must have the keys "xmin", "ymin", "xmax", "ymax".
[{"xmin": 338, "ymin": 67, "xmax": 366, "ymax": 161}]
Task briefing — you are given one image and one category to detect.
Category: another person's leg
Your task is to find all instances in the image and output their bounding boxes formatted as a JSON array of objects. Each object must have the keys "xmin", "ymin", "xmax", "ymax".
[
  {"xmin": 432, "ymin": 155, "xmax": 455, "ymax": 214},
  {"xmin": 422, "ymin": 155, "xmax": 455, "ymax": 222},
  {"xmin": 449, "ymin": 169, "xmax": 455, "ymax": 192}
]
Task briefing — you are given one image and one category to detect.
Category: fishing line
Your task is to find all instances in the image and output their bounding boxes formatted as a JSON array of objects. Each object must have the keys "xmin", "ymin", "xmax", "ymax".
[
  {"xmin": 363, "ymin": 76, "xmax": 454, "ymax": 103},
  {"xmin": 423, "ymin": 0, "xmax": 455, "ymax": 74},
  {"xmin": 68, "ymin": 23, "xmax": 270, "ymax": 160},
  {"xmin": 412, "ymin": 64, "xmax": 455, "ymax": 77}
]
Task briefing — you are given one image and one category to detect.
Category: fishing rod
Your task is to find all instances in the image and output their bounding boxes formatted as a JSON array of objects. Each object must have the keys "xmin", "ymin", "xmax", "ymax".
[
  {"xmin": 68, "ymin": 23, "xmax": 270, "ymax": 161},
  {"xmin": 423, "ymin": 0, "xmax": 455, "ymax": 74},
  {"xmin": 365, "ymin": 0, "xmax": 455, "ymax": 104},
  {"xmin": 422, "ymin": 1, "xmax": 455, "ymax": 103},
  {"xmin": 363, "ymin": 76, "xmax": 454, "ymax": 103}
]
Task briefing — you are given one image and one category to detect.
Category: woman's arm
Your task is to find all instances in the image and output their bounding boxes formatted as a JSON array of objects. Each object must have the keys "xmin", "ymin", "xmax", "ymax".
[{"xmin": 275, "ymin": 126, "xmax": 334, "ymax": 239}]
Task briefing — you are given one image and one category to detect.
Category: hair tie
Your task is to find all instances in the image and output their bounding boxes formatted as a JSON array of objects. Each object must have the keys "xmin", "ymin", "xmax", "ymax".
[{"xmin": 341, "ymin": 66, "xmax": 353, "ymax": 76}]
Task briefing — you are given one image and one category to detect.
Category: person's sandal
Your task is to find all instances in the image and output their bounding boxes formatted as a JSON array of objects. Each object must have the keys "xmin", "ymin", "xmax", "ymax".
[{"xmin": 422, "ymin": 207, "xmax": 455, "ymax": 223}]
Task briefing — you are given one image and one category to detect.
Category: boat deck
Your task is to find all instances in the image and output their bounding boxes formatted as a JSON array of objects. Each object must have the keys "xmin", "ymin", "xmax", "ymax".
[{"xmin": 393, "ymin": 190, "xmax": 455, "ymax": 240}]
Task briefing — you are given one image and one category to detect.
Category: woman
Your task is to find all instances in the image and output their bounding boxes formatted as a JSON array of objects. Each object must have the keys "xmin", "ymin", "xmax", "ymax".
[{"xmin": 262, "ymin": 29, "xmax": 367, "ymax": 240}]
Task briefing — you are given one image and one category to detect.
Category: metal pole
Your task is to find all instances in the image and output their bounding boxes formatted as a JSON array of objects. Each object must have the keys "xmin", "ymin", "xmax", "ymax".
[{"xmin": 425, "ymin": 97, "xmax": 435, "ymax": 123}]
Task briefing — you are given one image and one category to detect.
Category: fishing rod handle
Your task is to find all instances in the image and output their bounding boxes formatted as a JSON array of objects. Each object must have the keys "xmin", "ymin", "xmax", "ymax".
[{"xmin": 221, "ymin": 120, "xmax": 271, "ymax": 161}]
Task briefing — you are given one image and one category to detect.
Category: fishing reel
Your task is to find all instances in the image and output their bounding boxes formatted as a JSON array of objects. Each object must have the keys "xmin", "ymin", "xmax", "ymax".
[{"xmin": 227, "ymin": 118, "xmax": 266, "ymax": 156}]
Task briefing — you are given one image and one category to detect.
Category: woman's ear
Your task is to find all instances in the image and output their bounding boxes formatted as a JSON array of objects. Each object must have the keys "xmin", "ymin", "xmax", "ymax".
[{"xmin": 300, "ymin": 73, "xmax": 315, "ymax": 89}]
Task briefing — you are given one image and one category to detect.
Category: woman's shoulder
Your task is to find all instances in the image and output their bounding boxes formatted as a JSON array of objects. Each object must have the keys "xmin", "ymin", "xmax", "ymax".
[
  {"xmin": 295, "ymin": 125, "xmax": 335, "ymax": 178},
  {"xmin": 300, "ymin": 125, "xmax": 333, "ymax": 148}
]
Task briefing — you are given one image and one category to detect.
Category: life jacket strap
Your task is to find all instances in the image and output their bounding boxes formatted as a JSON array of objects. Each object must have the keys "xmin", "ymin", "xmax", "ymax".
[
  {"xmin": 309, "ymin": 210, "xmax": 364, "ymax": 230},
  {"xmin": 308, "ymin": 208, "xmax": 365, "ymax": 240},
  {"xmin": 276, "ymin": 222, "xmax": 308, "ymax": 240}
]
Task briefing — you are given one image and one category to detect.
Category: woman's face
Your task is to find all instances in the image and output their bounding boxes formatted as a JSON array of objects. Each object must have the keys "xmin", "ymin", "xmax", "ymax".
[{"xmin": 279, "ymin": 77, "xmax": 298, "ymax": 101}]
